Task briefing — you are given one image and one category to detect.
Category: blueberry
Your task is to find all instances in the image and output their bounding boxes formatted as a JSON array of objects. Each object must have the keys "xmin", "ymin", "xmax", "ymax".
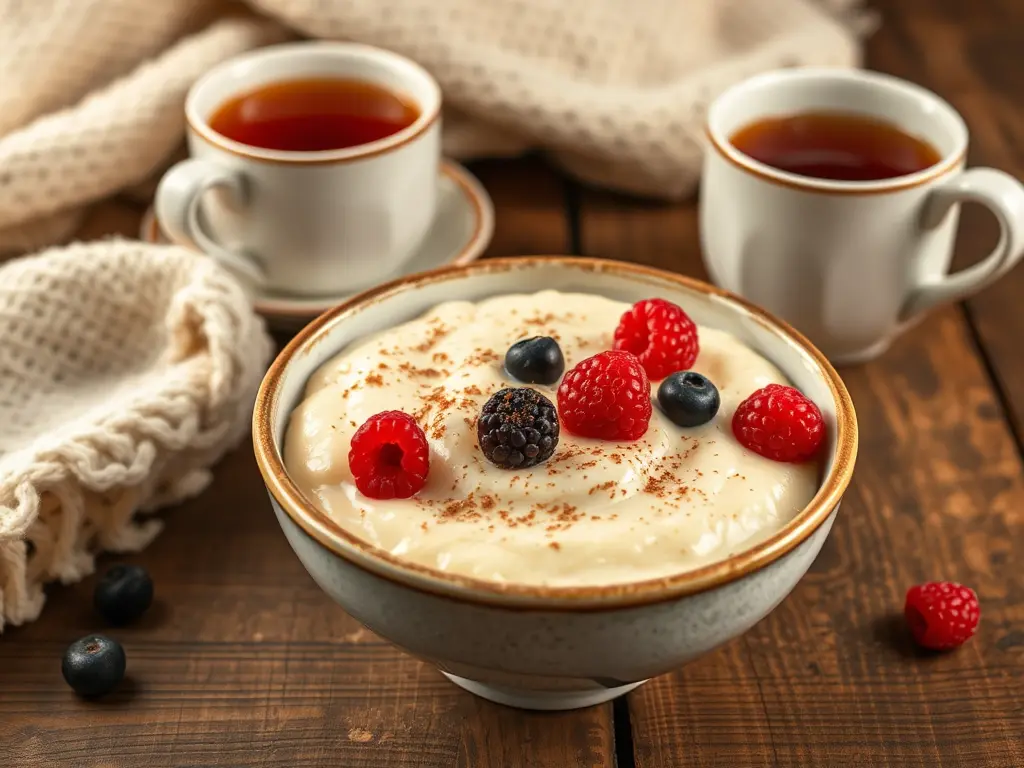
[
  {"xmin": 657, "ymin": 371, "xmax": 720, "ymax": 428},
  {"xmin": 62, "ymin": 634, "xmax": 126, "ymax": 697},
  {"xmin": 504, "ymin": 336, "xmax": 565, "ymax": 386},
  {"xmin": 94, "ymin": 564, "xmax": 153, "ymax": 625}
]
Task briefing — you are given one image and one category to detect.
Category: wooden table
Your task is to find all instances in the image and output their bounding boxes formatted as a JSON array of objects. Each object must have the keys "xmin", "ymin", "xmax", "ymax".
[{"xmin": 3, "ymin": 2, "xmax": 1023, "ymax": 766}]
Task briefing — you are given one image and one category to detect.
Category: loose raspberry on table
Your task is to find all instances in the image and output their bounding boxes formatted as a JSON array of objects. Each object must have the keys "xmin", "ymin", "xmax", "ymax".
[
  {"xmin": 613, "ymin": 298, "xmax": 699, "ymax": 380},
  {"xmin": 477, "ymin": 387, "xmax": 559, "ymax": 469},
  {"xmin": 348, "ymin": 411, "xmax": 430, "ymax": 499},
  {"xmin": 557, "ymin": 350, "xmax": 652, "ymax": 441},
  {"xmin": 731, "ymin": 383, "xmax": 824, "ymax": 463},
  {"xmin": 904, "ymin": 582, "xmax": 980, "ymax": 651}
]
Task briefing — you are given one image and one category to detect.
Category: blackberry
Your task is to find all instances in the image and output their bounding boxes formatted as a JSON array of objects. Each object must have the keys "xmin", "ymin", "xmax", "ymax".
[{"xmin": 477, "ymin": 387, "xmax": 559, "ymax": 469}]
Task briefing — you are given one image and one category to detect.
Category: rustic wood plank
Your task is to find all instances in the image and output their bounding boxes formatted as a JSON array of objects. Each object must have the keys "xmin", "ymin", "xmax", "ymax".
[
  {"xmin": 469, "ymin": 155, "xmax": 571, "ymax": 257},
  {"xmin": 577, "ymin": 19, "xmax": 1024, "ymax": 753},
  {"xmin": 0, "ymin": 162, "xmax": 611, "ymax": 768},
  {"xmin": 865, "ymin": 0, "xmax": 1024, "ymax": 442}
]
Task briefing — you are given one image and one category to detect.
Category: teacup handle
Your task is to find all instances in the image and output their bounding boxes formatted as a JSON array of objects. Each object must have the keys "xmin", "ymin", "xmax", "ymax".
[
  {"xmin": 900, "ymin": 168, "xmax": 1024, "ymax": 320},
  {"xmin": 154, "ymin": 158, "xmax": 267, "ymax": 288}
]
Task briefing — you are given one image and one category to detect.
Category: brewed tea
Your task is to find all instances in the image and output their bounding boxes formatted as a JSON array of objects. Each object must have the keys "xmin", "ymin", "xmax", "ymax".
[
  {"xmin": 209, "ymin": 78, "xmax": 420, "ymax": 152},
  {"xmin": 729, "ymin": 111, "xmax": 941, "ymax": 181}
]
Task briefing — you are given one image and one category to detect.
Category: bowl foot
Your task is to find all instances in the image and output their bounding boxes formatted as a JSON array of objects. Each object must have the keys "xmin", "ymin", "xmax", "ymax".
[{"xmin": 442, "ymin": 672, "xmax": 645, "ymax": 711}]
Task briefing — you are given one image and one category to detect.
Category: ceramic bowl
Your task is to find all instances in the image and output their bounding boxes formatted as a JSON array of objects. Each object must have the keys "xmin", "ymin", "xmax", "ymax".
[{"xmin": 252, "ymin": 257, "xmax": 858, "ymax": 711}]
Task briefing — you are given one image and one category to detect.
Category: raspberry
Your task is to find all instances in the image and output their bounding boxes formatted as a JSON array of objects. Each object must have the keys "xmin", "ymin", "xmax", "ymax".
[
  {"xmin": 348, "ymin": 411, "xmax": 429, "ymax": 499},
  {"xmin": 613, "ymin": 298, "xmax": 699, "ymax": 380},
  {"xmin": 731, "ymin": 383, "xmax": 824, "ymax": 463},
  {"xmin": 904, "ymin": 582, "xmax": 980, "ymax": 651},
  {"xmin": 477, "ymin": 387, "xmax": 559, "ymax": 468},
  {"xmin": 557, "ymin": 350, "xmax": 652, "ymax": 441}
]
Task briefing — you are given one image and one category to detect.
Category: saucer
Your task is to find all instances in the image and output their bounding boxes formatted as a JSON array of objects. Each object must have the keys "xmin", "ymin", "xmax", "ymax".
[{"xmin": 141, "ymin": 160, "xmax": 494, "ymax": 330}]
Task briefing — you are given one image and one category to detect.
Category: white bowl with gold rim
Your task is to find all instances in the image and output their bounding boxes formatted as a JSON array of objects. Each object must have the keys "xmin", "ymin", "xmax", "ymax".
[{"xmin": 252, "ymin": 257, "xmax": 858, "ymax": 711}]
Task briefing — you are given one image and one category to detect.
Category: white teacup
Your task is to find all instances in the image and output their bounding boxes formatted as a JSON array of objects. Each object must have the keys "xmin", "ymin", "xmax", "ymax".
[
  {"xmin": 156, "ymin": 42, "xmax": 442, "ymax": 296},
  {"xmin": 700, "ymin": 67, "xmax": 1024, "ymax": 364}
]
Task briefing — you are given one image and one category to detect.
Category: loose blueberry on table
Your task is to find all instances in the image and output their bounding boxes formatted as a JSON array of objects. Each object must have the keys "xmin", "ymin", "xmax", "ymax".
[
  {"xmin": 62, "ymin": 634, "xmax": 126, "ymax": 698},
  {"xmin": 94, "ymin": 564, "xmax": 154, "ymax": 625},
  {"xmin": 657, "ymin": 371, "xmax": 720, "ymax": 428},
  {"xmin": 477, "ymin": 387, "xmax": 559, "ymax": 469},
  {"xmin": 504, "ymin": 336, "xmax": 565, "ymax": 386}
]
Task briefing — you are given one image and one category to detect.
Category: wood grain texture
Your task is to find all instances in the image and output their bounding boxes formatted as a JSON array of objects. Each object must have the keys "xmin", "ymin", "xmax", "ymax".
[
  {"xmin": 576, "ymin": 1, "xmax": 1024, "ymax": 764},
  {"xmin": 0, "ymin": 164, "xmax": 612, "ymax": 768},
  {"xmin": 469, "ymin": 155, "xmax": 571, "ymax": 258}
]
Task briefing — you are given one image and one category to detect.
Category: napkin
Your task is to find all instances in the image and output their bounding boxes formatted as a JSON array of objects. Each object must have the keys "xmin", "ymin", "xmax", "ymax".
[{"xmin": 0, "ymin": 241, "xmax": 270, "ymax": 630}]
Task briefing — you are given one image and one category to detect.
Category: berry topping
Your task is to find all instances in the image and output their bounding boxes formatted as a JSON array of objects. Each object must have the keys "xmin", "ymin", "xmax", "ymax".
[
  {"xmin": 62, "ymin": 634, "xmax": 126, "ymax": 698},
  {"xmin": 478, "ymin": 387, "xmax": 559, "ymax": 468},
  {"xmin": 94, "ymin": 564, "xmax": 154, "ymax": 626},
  {"xmin": 731, "ymin": 383, "xmax": 824, "ymax": 463},
  {"xmin": 905, "ymin": 582, "xmax": 980, "ymax": 651},
  {"xmin": 349, "ymin": 411, "xmax": 430, "ymax": 499},
  {"xmin": 505, "ymin": 336, "xmax": 565, "ymax": 386},
  {"xmin": 613, "ymin": 298, "xmax": 699, "ymax": 380},
  {"xmin": 558, "ymin": 350, "xmax": 652, "ymax": 441},
  {"xmin": 657, "ymin": 371, "xmax": 720, "ymax": 428}
]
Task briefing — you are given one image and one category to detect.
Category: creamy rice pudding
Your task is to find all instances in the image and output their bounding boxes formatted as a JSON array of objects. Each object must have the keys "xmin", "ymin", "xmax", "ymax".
[{"xmin": 283, "ymin": 291, "xmax": 819, "ymax": 587}]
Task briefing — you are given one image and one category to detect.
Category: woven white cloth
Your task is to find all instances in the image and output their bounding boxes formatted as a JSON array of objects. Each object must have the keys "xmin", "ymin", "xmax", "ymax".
[
  {"xmin": 0, "ymin": 241, "xmax": 271, "ymax": 630},
  {"xmin": 0, "ymin": 0, "xmax": 869, "ymax": 252}
]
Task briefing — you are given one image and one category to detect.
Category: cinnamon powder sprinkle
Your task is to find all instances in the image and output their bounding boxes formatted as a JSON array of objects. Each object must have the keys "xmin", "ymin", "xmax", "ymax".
[
  {"xmin": 644, "ymin": 473, "xmax": 667, "ymax": 496},
  {"xmin": 553, "ymin": 446, "xmax": 585, "ymax": 462},
  {"xmin": 589, "ymin": 481, "xmax": 616, "ymax": 496},
  {"xmin": 398, "ymin": 361, "xmax": 447, "ymax": 378},
  {"xmin": 465, "ymin": 348, "xmax": 501, "ymax": 366},
  {"xmin": 365, "ymin": 373, "xmax": 384, "ymax": 386},
  {"xmin": 440, "ymin": 493, "xmax": 482, "ymax": 522},
  {"xmin": 549, "ymin": 541, "xmax": 561, "ymax": 551},
  {"xmin": 463, "ymin": 384, "xmax": 482, "ymax": 396},
  {"xmin": 522, "ymin": 313, "xmax": 556, "ymax": 326},
  {"xmin": 413, "ymin": 323, "xmax": 451, "ymax": 352}
]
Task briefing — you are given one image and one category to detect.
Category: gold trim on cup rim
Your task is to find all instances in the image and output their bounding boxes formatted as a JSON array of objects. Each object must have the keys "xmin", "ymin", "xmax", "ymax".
[
  {"xmin": 185, "ymin": 42, "xmax": 442, "ymax": 166},
  {"xmin": 189, "ymin": 109, "xmax": 441, "ymax": 166},
  {"xmin": 703, "ymin": 67, "xmax": 970, "ymax": 195},
  {"xmin": 252, "ymin": 256, "xmax": 859, "ymax": 612},
  {"xmin": 704, "ymin": 125, "xmax": 966, "ymax": 195}
]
